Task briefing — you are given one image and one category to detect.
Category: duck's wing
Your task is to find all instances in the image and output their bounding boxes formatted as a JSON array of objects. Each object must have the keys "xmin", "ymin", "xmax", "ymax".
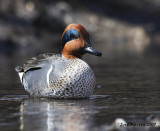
[
  {"xmin": 15, "ymin": 53, "xmax": 61, "ymax": 73},
  {"xmin": 15, "ymin": 53, "xmax": 61, "ymax": 83}
]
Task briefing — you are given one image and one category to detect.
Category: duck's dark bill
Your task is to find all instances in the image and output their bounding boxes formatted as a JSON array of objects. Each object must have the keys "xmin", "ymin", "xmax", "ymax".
[
  {"xmin": 82, "ymin": 47, "xmax": 102, "ymax": 56},
  {"xmin": 82, "ymin": 42, "xmax": 102, "ymax": 56}
]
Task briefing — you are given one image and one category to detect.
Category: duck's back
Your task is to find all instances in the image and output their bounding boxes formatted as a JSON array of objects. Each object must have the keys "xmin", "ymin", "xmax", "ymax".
[{"xmin": 16, "ymin": 53, "xmax": 95, "ymax": 98}]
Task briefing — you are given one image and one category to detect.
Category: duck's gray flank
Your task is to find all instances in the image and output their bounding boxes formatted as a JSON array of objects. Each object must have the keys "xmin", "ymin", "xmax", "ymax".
[{"xmin": 16, "ymin": 54, "xmax": 95, "ymax": 98}]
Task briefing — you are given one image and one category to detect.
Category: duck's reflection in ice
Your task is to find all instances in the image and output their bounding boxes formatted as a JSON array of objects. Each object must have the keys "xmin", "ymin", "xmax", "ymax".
[{"xmin": 19, "ymin": 99, "xmax": 95, "ymax": 131}]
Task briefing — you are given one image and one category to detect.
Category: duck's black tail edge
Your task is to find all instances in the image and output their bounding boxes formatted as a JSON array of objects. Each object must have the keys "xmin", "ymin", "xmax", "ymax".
[{"xmin": 15, "ymin": 66, "xmax": 23, "ymax": 72}]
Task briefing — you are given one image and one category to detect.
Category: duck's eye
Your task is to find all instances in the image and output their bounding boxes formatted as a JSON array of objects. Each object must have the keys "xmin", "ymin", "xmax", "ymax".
[
  {"xmin": 71, "ymin": 35, "xmax": 78, "ymax": 39},
  {"xmin": 73, "ymin": 36, "xmax": 78, "ymax": 39}
]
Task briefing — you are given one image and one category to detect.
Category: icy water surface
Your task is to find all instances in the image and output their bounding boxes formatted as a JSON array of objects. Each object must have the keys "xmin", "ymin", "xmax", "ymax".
[{"xmin": 0, "ymin": 54, "xmax": 160, "ymax": 131}]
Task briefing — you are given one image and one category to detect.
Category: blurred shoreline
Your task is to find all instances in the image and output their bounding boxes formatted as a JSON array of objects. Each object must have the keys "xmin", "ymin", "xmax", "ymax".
[{"xmin": 0, "ymin": 0, "xmax": 160, "ymax": 59}]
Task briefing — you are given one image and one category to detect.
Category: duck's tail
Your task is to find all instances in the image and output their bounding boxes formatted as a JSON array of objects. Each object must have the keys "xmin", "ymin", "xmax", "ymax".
[
  {"xmin": 15, "ymin": 66, "xmax": 24, "ymax": 83},
  {"xmin": 15, "ymin": 66, "xmax": 23, "ymax": 72}
]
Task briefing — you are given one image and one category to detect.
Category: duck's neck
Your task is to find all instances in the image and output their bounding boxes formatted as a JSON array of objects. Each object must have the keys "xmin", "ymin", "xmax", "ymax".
[
  {"xmin": 61, "ymin": 50, "xmax": 82, "ymax": 59},
  {"xmin": 62, "ymin": 53, "xmax": 78, "ymax": 59}
]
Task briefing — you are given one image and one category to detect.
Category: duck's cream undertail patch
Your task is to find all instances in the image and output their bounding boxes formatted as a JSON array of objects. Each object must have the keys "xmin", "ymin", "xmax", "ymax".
[{"xmin": 18, "ymin": 72, "xmax": 24, "ymax": 83}]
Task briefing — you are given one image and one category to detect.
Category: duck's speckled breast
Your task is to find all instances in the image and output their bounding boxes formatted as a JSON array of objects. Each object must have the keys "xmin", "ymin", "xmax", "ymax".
[
  {"xmin": 23, "ymin": 57, "xmax": 96, "ymax": 98},
  {"xmin": 49, "ymin": 58, "xmax": 96, "ymax": 98}
]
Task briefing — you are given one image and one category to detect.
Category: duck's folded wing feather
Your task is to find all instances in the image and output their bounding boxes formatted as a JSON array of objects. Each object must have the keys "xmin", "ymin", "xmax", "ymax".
[{"xmin": 15, "ymin": 53, "xmax": 60, "ymax": 73}]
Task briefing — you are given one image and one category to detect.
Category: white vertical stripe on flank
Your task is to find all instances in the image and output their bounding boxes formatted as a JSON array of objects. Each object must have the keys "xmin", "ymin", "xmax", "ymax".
[{"xmin": 47, "ymin": 65, "xmax": 53, "ymax": 88}]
